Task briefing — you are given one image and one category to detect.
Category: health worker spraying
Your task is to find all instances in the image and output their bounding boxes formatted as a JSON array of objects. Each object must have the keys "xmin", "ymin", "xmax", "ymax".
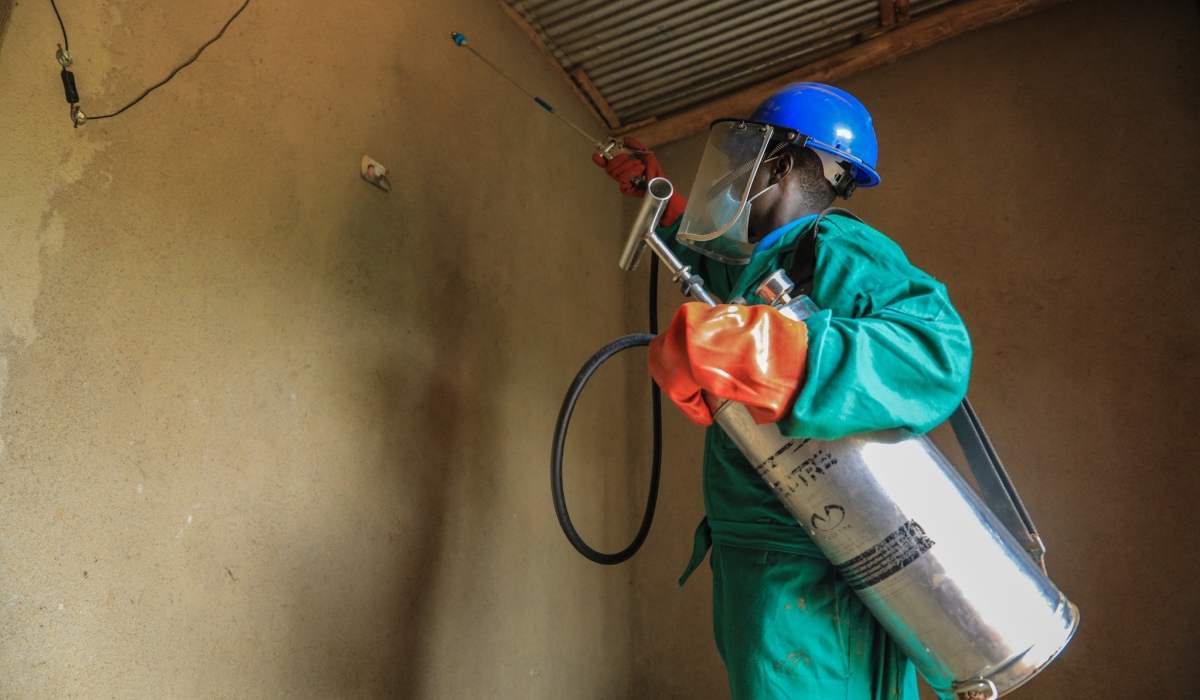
[
  {"xmin": 435, "ymin": 25, "xmax": 1079, "ymax": 695},
  {"xmin": 568, "ymin": 83, "xmax": 1079, "ymax": 700}
]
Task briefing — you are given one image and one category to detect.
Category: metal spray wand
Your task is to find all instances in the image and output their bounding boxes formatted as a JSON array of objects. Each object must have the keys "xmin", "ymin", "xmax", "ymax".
[{"xmin": 450, "ymin": 31, "xmax": 650, "ymax": 185}]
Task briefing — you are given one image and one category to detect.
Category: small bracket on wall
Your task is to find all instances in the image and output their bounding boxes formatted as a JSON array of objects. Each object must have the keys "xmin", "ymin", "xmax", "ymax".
[{"xmin": 361, "ymin": 155, "xmax": 391, "ymax": 192}]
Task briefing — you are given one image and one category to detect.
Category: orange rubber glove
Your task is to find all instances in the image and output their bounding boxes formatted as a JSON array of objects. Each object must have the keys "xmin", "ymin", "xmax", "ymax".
[
  {"xmin": 648, "ymin": 303, "xmax": 810, "ymax": 426},
  {"xmin": 592, "ymin": 136, "xmax": 688, "ymax": 226}
]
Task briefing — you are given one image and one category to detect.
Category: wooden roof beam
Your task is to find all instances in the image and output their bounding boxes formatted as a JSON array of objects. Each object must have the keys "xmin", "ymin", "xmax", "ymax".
[
  {"xmin": 572, "ymin": 68, "xmax": 622, "ymax": 129},
  {"xmin": 625, "ymin": 0, "xmax": 1073, "ymax": 148}
]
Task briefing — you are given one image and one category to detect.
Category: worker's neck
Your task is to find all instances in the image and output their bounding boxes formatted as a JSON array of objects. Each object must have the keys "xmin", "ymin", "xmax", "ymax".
[{"xmin": 750, "ymin": 194, "xmax": 831, "ymax": 243}]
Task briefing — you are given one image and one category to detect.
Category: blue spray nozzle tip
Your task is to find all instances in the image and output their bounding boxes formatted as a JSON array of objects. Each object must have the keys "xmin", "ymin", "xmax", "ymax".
[{"xmin": 451, "ymin": 32, "xmax": 467, "ymax": 46}]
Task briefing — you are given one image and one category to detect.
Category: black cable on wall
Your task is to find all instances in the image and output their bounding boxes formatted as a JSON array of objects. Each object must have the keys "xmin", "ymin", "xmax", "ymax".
[{"xmin": 48, "ymin": 0, "xmax": 252, "ymax": 126}]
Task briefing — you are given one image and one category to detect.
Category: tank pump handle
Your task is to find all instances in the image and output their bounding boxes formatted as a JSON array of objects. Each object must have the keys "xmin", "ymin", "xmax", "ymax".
[
  {"xmin": 619, "ymin": 177, "xmax": 673, "ymax": 272},
  {"xmin": 619, "ymin": 177, "xmax": 719, "ymax": 306}
]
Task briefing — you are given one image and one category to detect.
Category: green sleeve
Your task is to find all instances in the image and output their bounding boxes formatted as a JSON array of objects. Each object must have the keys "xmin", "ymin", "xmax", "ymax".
[{"xmin": 778, "ymin": 217, "xmax": 972, "ymax": 441}]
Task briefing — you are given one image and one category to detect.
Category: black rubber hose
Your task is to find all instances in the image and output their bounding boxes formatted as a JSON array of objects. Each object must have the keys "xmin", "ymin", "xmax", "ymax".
[{"xmin": 550, "ymin": 263, "xmax": 662, "ymax": 565}]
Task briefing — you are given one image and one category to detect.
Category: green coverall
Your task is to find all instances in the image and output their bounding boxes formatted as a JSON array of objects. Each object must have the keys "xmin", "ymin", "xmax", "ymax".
[{"xmin": 664, "ymin": 212, "xmax": 972, "ymax": 700}]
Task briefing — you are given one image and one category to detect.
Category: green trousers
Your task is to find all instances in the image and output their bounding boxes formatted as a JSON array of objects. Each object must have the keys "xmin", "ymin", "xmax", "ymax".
[{"xmin": 710, "ymin": 543, "xmax": 920, "ymax": 700}]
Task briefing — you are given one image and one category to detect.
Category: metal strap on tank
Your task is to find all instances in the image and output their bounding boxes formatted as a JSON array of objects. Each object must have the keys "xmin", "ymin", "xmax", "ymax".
[{"xmin": 949, "ymin": 399, "xmax": 1047, "ymax": 571}]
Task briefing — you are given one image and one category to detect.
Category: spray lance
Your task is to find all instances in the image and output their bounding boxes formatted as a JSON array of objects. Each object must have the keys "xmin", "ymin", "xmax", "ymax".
[
  {"xmin": 551, "ymin": 176, "xmax": 1079, "ymax": 698},
  {"xmin": 450, "ymin": 32, "xmax": 650, "ymax": 187}
]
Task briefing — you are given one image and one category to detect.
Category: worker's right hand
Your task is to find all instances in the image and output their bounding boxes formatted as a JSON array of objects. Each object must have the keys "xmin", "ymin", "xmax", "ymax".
[
  {"xmin": 593, "ymin": 152, "xmax": 646, "ymax": 197},
  {"xmin": 593, "ymin": 137, "xmax": 688, "ymax": 226},
  {"xmin": 592, "ymin": 137, "xmax": 662, "ymax": 196}
]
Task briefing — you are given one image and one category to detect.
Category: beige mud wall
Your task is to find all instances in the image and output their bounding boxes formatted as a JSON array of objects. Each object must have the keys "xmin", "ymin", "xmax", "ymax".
[
  {"xmin": 0, "ymin": 0, "xmax": 644, "ymax": 697},
  {"xmin": 631, "ymin": 1, "xmax": 1200, "ymax": 699}
]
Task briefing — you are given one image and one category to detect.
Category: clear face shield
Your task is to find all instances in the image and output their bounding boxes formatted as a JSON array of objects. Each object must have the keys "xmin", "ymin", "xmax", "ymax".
[{"xmin": 676, "ymin": 121, "xmax": 784, "ymax": 265}]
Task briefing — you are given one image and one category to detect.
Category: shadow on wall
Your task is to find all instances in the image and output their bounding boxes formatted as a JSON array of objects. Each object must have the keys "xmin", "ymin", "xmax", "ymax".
[
  {"xmin": 0, "ymin": 0, "xmax": 12, "ymax": 52},
  {"xmin": 273, "ymin": 200, "xmax": 507, "ymax": 697},
  {"xmin": 365, "ymin": 363, "xmax": 461, "ymax": 699}
]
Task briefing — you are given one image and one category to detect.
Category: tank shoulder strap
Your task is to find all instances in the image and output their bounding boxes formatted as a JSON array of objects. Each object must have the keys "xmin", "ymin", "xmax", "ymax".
[
  {"xmin": 786, "ymin": 207, "xmax": 863, "ymax": 297},
  {"xmin": 816, "ymin": 206, "xmax": 864, "ymax": 225}
]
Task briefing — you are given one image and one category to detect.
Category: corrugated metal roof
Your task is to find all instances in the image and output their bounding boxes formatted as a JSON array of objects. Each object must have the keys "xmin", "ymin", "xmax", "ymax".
[{"xmin": 505, "ymin": 0, "xmax": 962, "ymax": 127}]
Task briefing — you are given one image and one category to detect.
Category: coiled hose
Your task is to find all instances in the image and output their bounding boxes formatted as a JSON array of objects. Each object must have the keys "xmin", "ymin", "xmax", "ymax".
[{"xmin": 550, "ymin": 263, "xmax": 662, "ymax": 565}]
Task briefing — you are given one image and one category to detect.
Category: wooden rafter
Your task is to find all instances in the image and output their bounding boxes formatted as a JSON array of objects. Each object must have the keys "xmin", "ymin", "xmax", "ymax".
[
  {"xmin": 572, "ymin": 68, "xmax": 622, "ymax": 129},
  {"xmin": 625, "ymin": 0, "xmax": 1073, "ymax": 147}
]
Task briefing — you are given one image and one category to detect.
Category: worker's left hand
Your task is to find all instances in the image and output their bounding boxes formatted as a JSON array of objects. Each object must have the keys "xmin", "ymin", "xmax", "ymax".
[
  {"xmin": 648, "ymin": 302, "xmax": 810, "ymax": 426},
  {"xmin": 593, "ymin": 137, "xmax": 688, "ymax": 226}
]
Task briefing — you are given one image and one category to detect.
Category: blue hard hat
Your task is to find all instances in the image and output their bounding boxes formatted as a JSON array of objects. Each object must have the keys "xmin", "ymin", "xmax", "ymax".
[{"xmin": 750, "ymin": 82, "xmax": 880, "ymax": 187}]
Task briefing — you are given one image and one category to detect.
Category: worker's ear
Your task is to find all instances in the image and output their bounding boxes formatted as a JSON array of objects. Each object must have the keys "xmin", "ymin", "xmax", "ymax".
[{"xmin": 770, "ymin": 151, "xmax": 796, "ymax": 184}]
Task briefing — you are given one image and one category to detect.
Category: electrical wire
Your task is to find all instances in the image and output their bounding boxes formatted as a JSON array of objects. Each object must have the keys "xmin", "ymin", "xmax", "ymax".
[
  {"xmin": 49, "ymin": 0, "xmax": 69, "ymax": 50},
  {"xmin": 90, "ymin": 0, "xmax": 250, "ymax": 120},
  {"xmin": 51, "ymin": 0, "xmax": 251, "ymax": 122}
]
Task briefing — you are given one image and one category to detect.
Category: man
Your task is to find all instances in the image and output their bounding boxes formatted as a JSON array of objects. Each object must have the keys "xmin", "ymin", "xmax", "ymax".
[{"xmin": 594, "ymin": 83, "xmax": 971, "ymax": 700}]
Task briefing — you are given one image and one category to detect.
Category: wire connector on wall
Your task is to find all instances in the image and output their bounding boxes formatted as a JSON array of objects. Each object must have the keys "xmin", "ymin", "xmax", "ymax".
[
  {"xmin": 47, "ymin": 0, "xmax": 251, "ymax": 128},
  {"xmin": 56, "ymin": 43, "xmax": 85, "ymax": 126},
  {"xmin": 48, "ymin": 0, "xmax": 86, "ymax": 126}
]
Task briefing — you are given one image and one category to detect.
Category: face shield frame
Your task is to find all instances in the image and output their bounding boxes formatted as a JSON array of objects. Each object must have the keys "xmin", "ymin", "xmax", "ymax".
[{"xmin": 675, "ymin": 119, "xmax": 815, "ymax": 265}]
